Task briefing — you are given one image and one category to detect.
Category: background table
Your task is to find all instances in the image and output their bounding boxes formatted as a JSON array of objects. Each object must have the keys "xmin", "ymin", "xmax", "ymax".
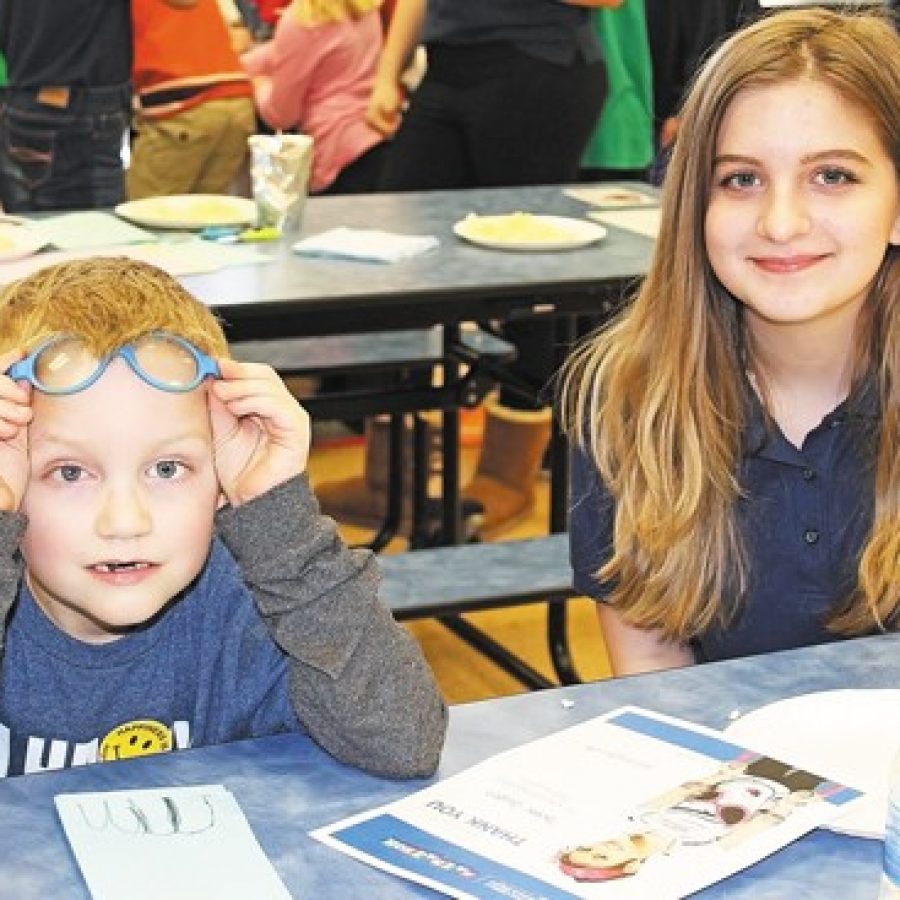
[
  {"xmin": 184, "ymin": 184, "xmax": 654, "ymax": 340},
  {"xmin": 1, "ymin": 634, "xmax": 895, "ymax": 897},
  {"xmin": 187, "ymin": 184, "xmax": 654, "ymax": 541},
  {"xmin": 188, "ymin": 183, "xmax": 652, "ymax": 535}
]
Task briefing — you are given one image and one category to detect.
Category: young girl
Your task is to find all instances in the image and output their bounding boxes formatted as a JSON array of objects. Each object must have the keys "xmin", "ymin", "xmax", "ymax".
[
  {"xmin": 562, "ymin": 8, "xmax": 899, "ymax": 675},
  {"xmin": 241, "ymin": 0, "xmax": 387, "ymax": 194}
]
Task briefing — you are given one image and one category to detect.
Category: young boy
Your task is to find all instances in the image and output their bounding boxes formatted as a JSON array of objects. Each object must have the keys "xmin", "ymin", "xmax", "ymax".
[{"xmin": 0, "ymin": 257, "xmax": 446, "ymax": 779}]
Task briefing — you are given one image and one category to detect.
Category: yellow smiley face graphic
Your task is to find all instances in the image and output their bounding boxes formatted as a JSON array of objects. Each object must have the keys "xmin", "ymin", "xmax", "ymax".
[{"xmin": 99, "ymin": 720, "xmax": 173, "ymax": 762}]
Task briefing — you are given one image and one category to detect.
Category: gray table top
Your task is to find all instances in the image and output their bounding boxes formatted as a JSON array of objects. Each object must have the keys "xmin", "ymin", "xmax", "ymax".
[
  {"xmin": 1, "ymin": 634, "xmax": 894, "ymax": 898},
  {"xmin": 182, "ymin": 184, "xmax": 656, "ymax": 338}
]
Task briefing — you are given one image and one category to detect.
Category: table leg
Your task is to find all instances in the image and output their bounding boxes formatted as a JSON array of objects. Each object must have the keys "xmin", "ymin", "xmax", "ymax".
[
  {"xmin": 366, "ymin": 413, "xmax": 406, "ymax": 553},
  {"xmin": 409, "ymin": 413, "xmax": 432, "ymax": 548},
  {"xmin": 439, "ymin": 615, "xmax": 557, "ymax": 691},
  {"xmin": 441, "ymin": 324, "xmax": 462, "ymax": 545},
  {"xmin": 547, "ymin": 314, "xmax": 580, "ymax": 685}
]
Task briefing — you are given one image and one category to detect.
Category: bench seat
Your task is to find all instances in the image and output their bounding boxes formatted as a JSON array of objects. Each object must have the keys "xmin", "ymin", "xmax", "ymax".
[
  {"xmin": 380, "ymin": 533, "xmax": 573, "ymax": 621},
  {"xmin": 231, "ymin": 325, "xmax": 515, "ymax": 377}
]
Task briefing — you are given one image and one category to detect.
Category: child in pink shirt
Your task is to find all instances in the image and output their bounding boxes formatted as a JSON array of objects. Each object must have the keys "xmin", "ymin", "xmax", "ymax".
[{"xmin": 242, "ymin": 0, "xmax": 387, "ymax": 193}]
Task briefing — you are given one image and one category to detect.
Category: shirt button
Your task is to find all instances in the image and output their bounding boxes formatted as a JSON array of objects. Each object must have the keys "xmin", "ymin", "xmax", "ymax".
[
  {"xmin": 802, "ymin": 467, "xmax": 816, "ymax": 481},
  {"xmin": 804, "ymin": 529, "xmax": 820, "ymax": 545}
]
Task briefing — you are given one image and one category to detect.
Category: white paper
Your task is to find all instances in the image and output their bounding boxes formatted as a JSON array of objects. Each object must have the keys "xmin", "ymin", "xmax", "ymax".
[
  {"xmin": 29, "ymin": 211, "xmax": 156, "ymax": 250},
  {"xmin": 0, "ymin": 242, "xmax": 269, "ymax": 284},
  {"xmin": 55, "ymin": 784, "xmax": 290, "ymax": 900},
  {"xmin": 313, "ymin": 707, "xmax": 860, "ymax": 900},
  {"xmin": 588, "ymin": 208, "xmax": 662, "ymax": 239},
  {"xmin": 725, "ymin": 689, "xmax": 900, "ymax": 838},
  {"xmin": 293, "ymin": 227, "xmax": 439, "ymax": 263},
  {"xmin": 564, "ymin": 187, "xmax": 658, "ymax": 208},
  {"xmin": 759, "ymin": 1, "xmax": 877, "ymax": 6}
]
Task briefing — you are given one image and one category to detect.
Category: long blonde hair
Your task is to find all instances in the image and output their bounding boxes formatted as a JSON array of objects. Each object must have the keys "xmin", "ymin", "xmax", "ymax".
[
  {"xmin": 561, "ymin": 8, "xmax": 900, "ymax": 641},
  {"xmin": 292, "ymin": 0, "xmax": 380, "ymax": 26}
]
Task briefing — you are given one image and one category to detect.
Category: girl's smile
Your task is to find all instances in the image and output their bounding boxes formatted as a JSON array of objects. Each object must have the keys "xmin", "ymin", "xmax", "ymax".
[{"xmin": 749, "ymin": 253, "xmax": 830, "ymax": 275}]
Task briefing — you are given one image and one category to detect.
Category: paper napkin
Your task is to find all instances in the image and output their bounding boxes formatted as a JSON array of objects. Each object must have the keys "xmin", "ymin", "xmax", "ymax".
[
  {"xmin": 293, "ymin": 227, "xmax": 438, "ymax": 263},
  {"xmin": 55, "ymin": 784, "xmax": 290, "ymax": 900},
  {"xmin": 588, "ymin": 207, "xmax": 662, "ymax": 239},
  {"xmin": 29, "ymin": 211, "xmax": 157, "ymax": 250}
]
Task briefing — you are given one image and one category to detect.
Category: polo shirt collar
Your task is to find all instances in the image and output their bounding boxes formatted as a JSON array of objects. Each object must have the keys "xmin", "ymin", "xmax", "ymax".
[{"xmin": 741, "ymin": 373, "xmax": 880, "ymax": 459}]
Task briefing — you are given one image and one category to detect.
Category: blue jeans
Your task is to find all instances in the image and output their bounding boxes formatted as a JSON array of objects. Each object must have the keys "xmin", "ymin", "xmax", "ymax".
[{"xmin": 0, "ymin": 85, "xmax": 129, "ymax": 212}]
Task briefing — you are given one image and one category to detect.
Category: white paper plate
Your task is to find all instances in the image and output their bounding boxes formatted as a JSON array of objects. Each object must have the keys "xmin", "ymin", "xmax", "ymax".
[
  {"xmin": 0, "ymin": 224, "xmax": 47, "ymax": 263},
  {"xmin": 725, "ymin": 689, "xmax": 900, "ymax": 838},
  {"xmin": 115, "ymin": 195, "xmax": 257, "ymax": 230},
  {"xmin": 453, "ymin": 213, "xmax": 606, "ymax": 251}
]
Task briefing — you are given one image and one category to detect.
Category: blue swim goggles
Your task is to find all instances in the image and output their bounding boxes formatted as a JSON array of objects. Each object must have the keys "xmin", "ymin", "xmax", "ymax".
[{"xmin": 7, "ymin": 332, "xmax": 220, "ymax": 395}]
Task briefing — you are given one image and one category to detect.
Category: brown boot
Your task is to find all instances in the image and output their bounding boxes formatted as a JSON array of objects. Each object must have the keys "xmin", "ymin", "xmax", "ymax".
[
  {"xmin": 462, "ymin": 400, "xmax": 552, "ymax": 539},
  {"xmin": 316, "ymin": 415, "xmax": 439, "ymax": 530},
  {"xmin": 315, "ymin": 417, "xmax": 398, "ymax": 528}
]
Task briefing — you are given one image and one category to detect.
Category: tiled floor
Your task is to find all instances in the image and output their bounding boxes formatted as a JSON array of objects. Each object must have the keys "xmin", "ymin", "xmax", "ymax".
[{"xmin": 307, "ymin": 433, "xmax": 612, "ymax": 704}]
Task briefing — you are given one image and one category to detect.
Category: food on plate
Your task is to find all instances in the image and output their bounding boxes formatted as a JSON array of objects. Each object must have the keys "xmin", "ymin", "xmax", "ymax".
[
  {"xmin": 459, "ymin": 212, "xmax": 579, "ymax": 244},
  {"xmin": 143, "ymin": 196, "xmax": 250, "ymax": 224}
]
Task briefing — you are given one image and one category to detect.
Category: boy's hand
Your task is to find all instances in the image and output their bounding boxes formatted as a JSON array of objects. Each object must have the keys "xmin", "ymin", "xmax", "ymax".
[
  {"xmin": 208, "ymin": 358, "xmax": 311, "ymax": 507},
  {"xmin": 0, "ymin": 349, "xmax": 33, "ymax": 513}
]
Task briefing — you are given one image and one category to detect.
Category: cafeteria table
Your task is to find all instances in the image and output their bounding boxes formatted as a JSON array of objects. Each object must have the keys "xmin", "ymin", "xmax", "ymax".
[
  {"xmin": 183, "ymin": 183, "xmax": 655, "ymax": 528},
  {"xmin": 184, "ymin": 184, "xmax": 653, "ymax": 340},
  {"xmin": 1, "ymin": 634, "xmax": 895, "ymax": 898}
]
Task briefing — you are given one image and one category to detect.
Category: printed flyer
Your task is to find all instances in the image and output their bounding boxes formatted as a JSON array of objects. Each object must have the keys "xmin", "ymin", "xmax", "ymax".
[{"xmin": 312, "ymin": 707, "xmax": 861, "ymax": 899}]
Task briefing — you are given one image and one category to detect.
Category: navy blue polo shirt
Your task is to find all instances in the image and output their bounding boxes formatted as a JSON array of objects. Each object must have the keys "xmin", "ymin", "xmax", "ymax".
[{"xmin": 569, "ymin": 383, "xmax": 880, "ymax": 662}]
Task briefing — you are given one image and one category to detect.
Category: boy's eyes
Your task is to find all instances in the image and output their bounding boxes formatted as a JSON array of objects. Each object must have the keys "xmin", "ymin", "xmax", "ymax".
[
  {"xmin": 44, "ymin": 460, "xmax": 188, "ymax": 482},
  {"xmin": 148, "ymin": 459, "xmax": 188, "ymax": 480},
  {"xmin": 53, "ymin": 464, "xmax": 86, "ymax": 483}
]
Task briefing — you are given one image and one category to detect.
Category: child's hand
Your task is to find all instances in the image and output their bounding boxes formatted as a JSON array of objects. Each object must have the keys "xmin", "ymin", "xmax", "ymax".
[
  {"xmin": 366, "ymin": 75, "xmax": 404, "ymax": 137},
  {"xmin": 0, "ymin": 349, "xmax": 33, "ymax": 512},
  {"xmin": 208, "ymin": 358, "xmax": 311, "ymax": 507}
]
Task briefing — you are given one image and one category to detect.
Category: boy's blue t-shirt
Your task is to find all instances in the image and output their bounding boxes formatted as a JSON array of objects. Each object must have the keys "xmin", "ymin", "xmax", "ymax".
[{"xmin": 0, "ymin": 539, "xmax": 299, "ymax": 778}]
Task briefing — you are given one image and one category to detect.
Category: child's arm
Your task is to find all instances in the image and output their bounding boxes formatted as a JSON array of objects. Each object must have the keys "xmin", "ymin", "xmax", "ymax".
[
  {"xmin": 215, "ymin": 475, "xmax": 446, "ymax": 777},
  {"xmin": 209, "ymin": 362, "xmax": 447, "ymax": 778},
  {"xmin": 0, "ymin": 350, "xmax": 30, "ymax": 658},
  {"xmin": 0, "ymin": 510, "xmax": 25, "ymax": 662},
  {"xmin": 598, "ymin": 604, "xmax": 695, "ymax": 675},
  {"xmin": 242, "ymin": 15, "xmax": 320, "ymax": 132},
  {"xmin": 570, "ymin": 446, "xmax": 695, "ymax": 676},
  {"xmin": 209, "ymin": 358, "xmax": 311, "ymax": 508},
  {"xmin": 367, "ymin": 0, "xmax": 426, "ymax": 137},
  {"xmin": 0, "ymin": 350, "xmax": 32, "ymax": 514}
]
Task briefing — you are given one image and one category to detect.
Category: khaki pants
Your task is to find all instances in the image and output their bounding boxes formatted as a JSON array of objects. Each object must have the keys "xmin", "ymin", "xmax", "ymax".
[{"xmin": 127, "ymin": 95, "xmax": 255, "ymax": 199}]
